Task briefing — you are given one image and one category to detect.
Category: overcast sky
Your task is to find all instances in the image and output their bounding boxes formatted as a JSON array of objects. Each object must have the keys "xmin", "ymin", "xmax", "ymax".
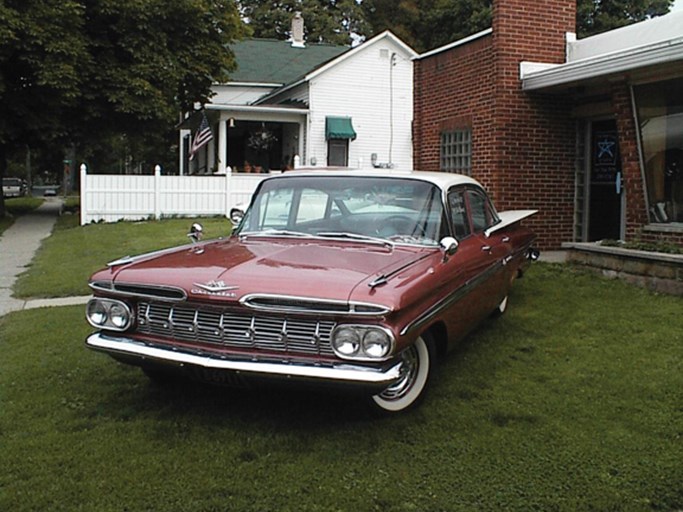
[{"xmin": 673, "ymin": 0, "xmax": 683, "ymax": 12}]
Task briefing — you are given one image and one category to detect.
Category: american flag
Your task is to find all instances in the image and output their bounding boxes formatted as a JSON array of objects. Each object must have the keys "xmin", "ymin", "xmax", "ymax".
[{"xmin": 189, "ymin": 113, "xmax": 213, "ymax": 160}]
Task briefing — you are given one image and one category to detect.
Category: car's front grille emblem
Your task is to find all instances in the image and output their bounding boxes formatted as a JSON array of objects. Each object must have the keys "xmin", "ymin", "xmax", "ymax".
[{"xmin": 192, "ymin": 280, "xmax": 239, "ymax": 296}]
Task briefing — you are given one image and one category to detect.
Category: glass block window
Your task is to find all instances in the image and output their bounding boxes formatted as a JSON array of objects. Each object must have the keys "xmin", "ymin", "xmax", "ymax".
[{"xmin": 440, "ymin": 129, "xmax": 472, "ymax": 175}]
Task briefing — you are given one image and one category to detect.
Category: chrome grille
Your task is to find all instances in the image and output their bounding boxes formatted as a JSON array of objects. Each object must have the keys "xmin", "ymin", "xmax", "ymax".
[{"xmin": 136, "ymin": 302, "xmax": 335, "ymax": 356}]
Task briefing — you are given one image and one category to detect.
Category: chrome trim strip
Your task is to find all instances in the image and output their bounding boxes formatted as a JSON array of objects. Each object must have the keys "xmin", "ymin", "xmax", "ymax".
[
  {"xmin": 106, "ymin": 243, "xmax": 197, "ymax": 268},
  {"xmin": 400, "ymin": 260, "xmax": 503, "ymax": 336},
  {"xmin": 85, "ymin": 333, "xmax": 403, "ymax": 386},
  {"xmin": 240, "ymin": 293, "xmax": 391, "ymax": 316},
  {"xmin": 89, "ymin": 281, "xmax": 188, "ymax": 302}
]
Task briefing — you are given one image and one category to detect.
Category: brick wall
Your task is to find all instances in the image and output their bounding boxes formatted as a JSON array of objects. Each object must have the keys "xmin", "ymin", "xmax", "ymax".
[
  {"xmin": 491, "ymin": 0, "xmax": 576, "ymax": 250},
  {"xmin": 414, "ymin": 0, "xmax": 577, "ymax": 249},
  {"xmin": 413, "ymin": 35, "xmax": 495, "ymax": 187},
  {"xmin": 611, "ymin": 80, "xmax": 649, "ymax": 239}
]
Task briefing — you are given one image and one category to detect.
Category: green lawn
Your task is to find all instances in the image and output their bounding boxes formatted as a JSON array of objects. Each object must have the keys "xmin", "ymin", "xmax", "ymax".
[
  {"xmin": 1, "ymin": 264, "xmax": 681, "ymax": 511},
  {"xmin": 12, "ymin": 215, "xmax": 232, "ymax": 298},
  {"xmin": 0, "ymin": 196, "xmax": 44, "ymax": 236}
]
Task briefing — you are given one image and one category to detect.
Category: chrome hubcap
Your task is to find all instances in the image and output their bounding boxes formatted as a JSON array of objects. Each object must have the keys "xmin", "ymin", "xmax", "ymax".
[{"xmin": 378, "ymin": 345, "xmax": 419, "ymax": 401}]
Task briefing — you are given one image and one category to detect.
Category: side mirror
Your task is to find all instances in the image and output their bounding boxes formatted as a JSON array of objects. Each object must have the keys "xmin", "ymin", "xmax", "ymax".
[
  {"xmin": 439, "ymin": 237, "xmax": 459, "ymax": 262},
  {"xmin": 229, "ymin": 207, "xmax": 244, "ymax": 227},
  {"xmin": 188, "ymin": 223, "xmax": 204, "ymax": 244}
]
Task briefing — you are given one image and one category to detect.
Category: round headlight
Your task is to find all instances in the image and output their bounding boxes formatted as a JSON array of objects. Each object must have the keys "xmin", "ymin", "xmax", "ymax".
[
  {"xmin": 86, "ymin": 298, "xmax": 132, "ymax": 331},
  {"xmin": 87, "ymin": 301, "xmax": 108, "ymax": 326},
  {"xmin": 109, "ymin": 303, "xmax": 130, "ymax": 329},
  {"xmin": 332, "ymin": 327, "xmax": 361, "ymax": 356},
  {"xmin": 362, "ymin": 329, "xmax": 391, "ymax": 358}
]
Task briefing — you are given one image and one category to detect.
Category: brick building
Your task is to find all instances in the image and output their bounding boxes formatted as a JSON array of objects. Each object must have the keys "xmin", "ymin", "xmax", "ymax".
[{"xmin": 414, "ymin": 0, "xmax": 683, "ymax": 250}]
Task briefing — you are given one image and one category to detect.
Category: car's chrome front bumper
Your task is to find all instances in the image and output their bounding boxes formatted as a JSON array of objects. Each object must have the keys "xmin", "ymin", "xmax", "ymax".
[{"xmin": 86, "ymin": 332, "xmax": 403, "ymax": 390}]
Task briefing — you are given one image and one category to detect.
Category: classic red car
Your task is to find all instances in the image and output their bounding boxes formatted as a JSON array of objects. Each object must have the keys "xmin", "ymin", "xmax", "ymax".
[{"xmin": 85, "ymin": 170, "xmax": 538, "ymax": 412}]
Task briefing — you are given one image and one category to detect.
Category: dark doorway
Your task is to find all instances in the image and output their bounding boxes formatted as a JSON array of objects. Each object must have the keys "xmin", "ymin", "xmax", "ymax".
[{"xmin": 588, "ymin": 120, "xmax": 623, "ymax": 241}]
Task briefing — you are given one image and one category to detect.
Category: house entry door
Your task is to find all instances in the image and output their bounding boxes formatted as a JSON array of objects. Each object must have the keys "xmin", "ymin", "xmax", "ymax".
[{"xmin": 588, "ymin": 120, "xmax": 624, "ymax": 241}]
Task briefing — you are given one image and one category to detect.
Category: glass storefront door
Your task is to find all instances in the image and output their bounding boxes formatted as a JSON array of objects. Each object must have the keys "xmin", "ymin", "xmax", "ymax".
[{"xmin": 588, "ymin": 119, "xmax": 624, "ymax": 241}]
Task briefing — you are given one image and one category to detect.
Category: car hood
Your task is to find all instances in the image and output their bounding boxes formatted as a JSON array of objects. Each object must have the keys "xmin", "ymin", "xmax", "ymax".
[{"xmin": 101, "ymin": 238, "xmax": 433, "ymax": 305}]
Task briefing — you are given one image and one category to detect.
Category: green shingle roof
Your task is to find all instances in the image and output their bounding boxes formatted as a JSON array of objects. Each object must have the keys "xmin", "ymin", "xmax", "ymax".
[{"xmin": 228, "ymin": 39, "xmax": 349, "ymax": 85}]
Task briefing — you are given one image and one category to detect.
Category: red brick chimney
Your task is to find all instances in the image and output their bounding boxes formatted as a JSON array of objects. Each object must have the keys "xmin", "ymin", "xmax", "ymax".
[
  {"xmin": 488, "ymin": 0, "xmax": 577, "ymax": 248},
  {"xmin": 492, "ymin": 0, "xmax": 575, "ymax": 65},
  {"xmin": 413, "ymin": 0, "xmax": 578, "ymax": 248}
]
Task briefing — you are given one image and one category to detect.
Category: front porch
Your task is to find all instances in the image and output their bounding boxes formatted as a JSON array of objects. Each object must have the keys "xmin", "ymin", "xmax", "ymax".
[{"xmin": 179, "ymin": 105, "xmax": 308, "ymax": 176}]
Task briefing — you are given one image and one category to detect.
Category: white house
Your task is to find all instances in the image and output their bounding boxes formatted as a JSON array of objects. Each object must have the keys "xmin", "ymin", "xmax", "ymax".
[{"xmin": 180, "ymin": 16, "xmax": 417, "ymax": 175}]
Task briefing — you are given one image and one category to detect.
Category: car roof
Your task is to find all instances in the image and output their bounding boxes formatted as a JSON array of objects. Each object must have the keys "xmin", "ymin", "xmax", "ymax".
[{"xmin": 269, "ymin": 169, "xmax": 483, "ymax": 191}]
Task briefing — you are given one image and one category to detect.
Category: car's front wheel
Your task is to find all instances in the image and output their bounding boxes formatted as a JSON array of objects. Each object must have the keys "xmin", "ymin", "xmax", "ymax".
[{"xmin": 370, "ymin": 335, "xmax": 434, "ymax": 413}]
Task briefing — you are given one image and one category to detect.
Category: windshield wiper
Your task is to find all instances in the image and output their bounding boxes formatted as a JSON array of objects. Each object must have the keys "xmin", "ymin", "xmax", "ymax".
[
  {"xmin": 315, "ymin": 231, "xmax": 394, "ymax": 248},
  {"xmin": 240, "ymin": 229, "xmax": 315, "ymax": 240}
]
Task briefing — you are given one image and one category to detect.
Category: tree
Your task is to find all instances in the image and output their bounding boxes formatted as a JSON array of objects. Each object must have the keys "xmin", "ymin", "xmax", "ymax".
[
  {"xmin": 0, "ymin": 1, "xmax": 86, "ymax": 215},
  {"xmin": 239, "ymin": 0, "xmax": 367, "ymax": 45},
  {"xmin": 362, "ymin": 0, "xmax": 673, "ymax": 52},
  {"xmin": 363, "ymin": 0, "xmax": 490, "ymax": 53},
  {"xmin": 577, "ymin": 0, "xmax": 673, "ymax": 36},
  {"xmin": 0, "ymin": 0, "xmax": 243, "ymax": 217}
]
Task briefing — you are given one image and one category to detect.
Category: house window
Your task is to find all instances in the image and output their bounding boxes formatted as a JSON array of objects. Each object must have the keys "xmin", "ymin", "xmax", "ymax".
[
  {"xmin": 634, "ymin": 77, "xmax": 683, "ymax": 224},
  {"xmin": 328, "ymin": 139, "xmax": 349, "ymax": 167},
  {"xmin": 440, "ymin": 129, "xmax": 472, "ymax": 175}
]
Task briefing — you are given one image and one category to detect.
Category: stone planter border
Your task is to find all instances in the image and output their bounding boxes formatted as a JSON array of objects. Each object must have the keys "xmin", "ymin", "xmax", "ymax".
[{"xmin": 561, "ymin": 242, "xmax": 683, "ymax": 296}]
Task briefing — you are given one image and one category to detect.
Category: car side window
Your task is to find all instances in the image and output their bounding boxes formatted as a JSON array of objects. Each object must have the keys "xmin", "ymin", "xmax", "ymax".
[
  {"xmin": 258, "ymin": 187, "xmax": 294, "ymax": 229},
  {"xmin": 467, "ymin": 189, "xmax": 498, "ymax": 233},
  {"xmin": 295, "ymin": 189, "xmax": 330, "ymax": 224},
  {"xmin": 448, "ymin": 189, "xmax": 471, "ymax": 240}
]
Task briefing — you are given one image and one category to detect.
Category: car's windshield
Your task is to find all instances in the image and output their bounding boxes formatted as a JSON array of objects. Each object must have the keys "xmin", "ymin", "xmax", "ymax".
[{"xmin": 236, "ymin": 176, "xmax": 446, "ymax": 246}]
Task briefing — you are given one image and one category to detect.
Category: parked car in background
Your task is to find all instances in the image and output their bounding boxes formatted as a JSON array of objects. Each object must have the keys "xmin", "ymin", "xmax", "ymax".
[
  {"xmin": 2, "ymin": 177, "xmax": 24, "ymax": 198},
  {"xmin": 85, "ymin": 170, "xmax": 539, "ymax": 413}
]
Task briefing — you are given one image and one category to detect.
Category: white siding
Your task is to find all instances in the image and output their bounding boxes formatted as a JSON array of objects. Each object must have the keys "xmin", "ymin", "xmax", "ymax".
[
  {"xmin": 306, "ymin": 38, "xmax": 414, "ymax": 170},
  {"xmin": 211, "ymin": 84, "xmax": 275, "ymax": 105}
]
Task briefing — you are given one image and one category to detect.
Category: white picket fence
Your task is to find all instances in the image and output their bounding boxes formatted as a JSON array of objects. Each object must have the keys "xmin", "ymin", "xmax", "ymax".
[{"xmin": 79, "ymin": 166, "xmax": 268, "ymax": 225}]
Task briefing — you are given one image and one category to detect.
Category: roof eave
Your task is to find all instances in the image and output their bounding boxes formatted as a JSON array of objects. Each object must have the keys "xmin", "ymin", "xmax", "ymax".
[
  {"xmin": 204, "ymin": 104, "xmax": 309, "ymax": 115},
  {"xmin": 521, "ymin": 37, "xmax": 683, "ymax": 91},
  {"xmin": 253, "ymin": 78, "xmax": 307, "ymax": 106},
  {"xmin": 414, "ymin": 28, "xmax": 493, "ymax": 61}
]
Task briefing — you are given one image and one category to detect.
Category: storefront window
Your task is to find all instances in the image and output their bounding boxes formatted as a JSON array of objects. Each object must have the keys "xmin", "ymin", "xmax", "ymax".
[{"xmin": 634, "ymin": 77, "xmax": 683, "ymax": 224}]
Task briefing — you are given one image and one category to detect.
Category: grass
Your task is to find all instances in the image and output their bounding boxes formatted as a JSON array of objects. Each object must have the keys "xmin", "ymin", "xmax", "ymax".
[
  {"xmin": 1, "ymin": 264, "xmax": 681, "ymax": 511},
  {"xmin": 12, "ymin": 215, "xmax": 232, "ymax": 298},
  {"xmin": 0, "ymin": 196, "xmax": 44, "ymax": 236}
]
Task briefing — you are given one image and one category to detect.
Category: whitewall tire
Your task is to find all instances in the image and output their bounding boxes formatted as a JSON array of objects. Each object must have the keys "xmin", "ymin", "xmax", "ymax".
[
  {"xmin": 492, "ymin": 295, "xmax": 508, "ymax": 317},
  {"xmin": 370, "ymin": 335, "xmax": 434, "ymax": 413}
]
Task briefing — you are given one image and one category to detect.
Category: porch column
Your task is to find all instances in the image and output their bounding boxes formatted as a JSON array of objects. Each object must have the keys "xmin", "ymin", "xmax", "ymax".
[
  {"xmin": 179, "ymin": 129, "xmax": 190, "ymax": 175},
  {"xmin": 298, "ymin": 119, "xmax": 306, "ymax": 165},
  {"xmin": 207, "ymin": 137, "xmax": 216, "ymax": 173},
  {"xmin": 218, "ymin": 117, "xmax": 227, "ymax": 174}
]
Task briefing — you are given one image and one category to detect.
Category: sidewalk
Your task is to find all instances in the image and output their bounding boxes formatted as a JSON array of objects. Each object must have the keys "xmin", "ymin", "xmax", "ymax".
[{"xmin": 0, "ymin": 198, "xmax": 90, "ymax": 317}]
